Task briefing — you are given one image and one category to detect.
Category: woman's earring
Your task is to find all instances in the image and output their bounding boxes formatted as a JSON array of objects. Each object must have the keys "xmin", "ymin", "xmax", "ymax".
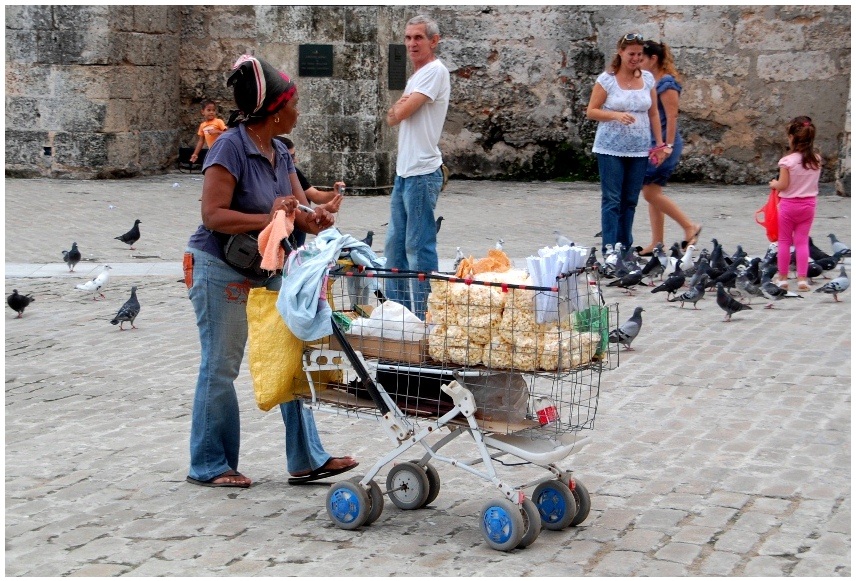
[{"xmin": 274, "ymin": 115, "xmax": 280, "ymax": 123}]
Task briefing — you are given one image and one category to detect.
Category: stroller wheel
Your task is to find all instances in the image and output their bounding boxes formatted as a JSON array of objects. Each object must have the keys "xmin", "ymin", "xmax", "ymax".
[
  {"xmin": 479, "ymin": 498, "xmax": 525, "ymax": 551},
  {"xmin": 516, "ymin": 498, "xmax": 542, "ymax": 549},
  {"xmin": 408, "ymin": 460, "xmax": 441, "ymax": 507},
  {"xmin": 326, "ymin": 479, "xmax": 370, "ymax": 530},
  {"xmin": 533, "ymin": 480, "xmax": 577, "ymax": 530},
  {"xmin": 569, "ymin": 478, "xmax": 591, "ymax": 526},
  {"xmin": 364, "ymin": 479, "xmax": 385, "ymax": 525},
  {"xmin": 386, "ymin": 462, "xmax": 430, "ymax": 510}
]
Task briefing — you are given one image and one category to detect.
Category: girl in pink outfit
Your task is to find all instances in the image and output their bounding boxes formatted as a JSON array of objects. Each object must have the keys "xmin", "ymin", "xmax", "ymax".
[{"xmin": 769, "ymin": 116, "xmax": 822, "ymax": 292}]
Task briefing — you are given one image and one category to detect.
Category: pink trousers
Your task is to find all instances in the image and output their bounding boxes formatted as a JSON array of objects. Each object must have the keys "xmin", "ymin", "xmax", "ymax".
[{"xmin": 777, "ymin": 196, "xmax": 817, "ymax": 277}]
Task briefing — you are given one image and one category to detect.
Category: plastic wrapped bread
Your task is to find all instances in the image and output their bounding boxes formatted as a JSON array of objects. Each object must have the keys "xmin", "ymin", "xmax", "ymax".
[{"xmin": 427, "ymin": 269, "xmax": 596, "ymax": 371}]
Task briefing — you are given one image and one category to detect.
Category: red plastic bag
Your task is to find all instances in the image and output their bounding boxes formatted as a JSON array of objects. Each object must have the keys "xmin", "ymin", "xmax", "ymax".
[{"xmin": 755, "ymin": 188, "xmax": 780, "ymax": 242}]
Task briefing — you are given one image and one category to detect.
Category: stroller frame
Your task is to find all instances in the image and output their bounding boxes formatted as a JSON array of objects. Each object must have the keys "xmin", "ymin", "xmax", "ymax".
[{"xmin": 302, "ymin": 265, "xmax": 617, "ymax": 551}]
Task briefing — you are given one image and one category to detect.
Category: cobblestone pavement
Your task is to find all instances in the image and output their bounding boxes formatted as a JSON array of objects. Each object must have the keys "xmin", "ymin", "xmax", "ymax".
[{"xmin": 5, "ymin": 174, "xmax": 851, "ymax": 576}]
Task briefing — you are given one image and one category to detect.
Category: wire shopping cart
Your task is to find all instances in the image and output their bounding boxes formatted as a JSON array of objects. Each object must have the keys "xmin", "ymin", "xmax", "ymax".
[{"xmin": 300, "ymin": 259, "xmax": 619, "ymax": 551}]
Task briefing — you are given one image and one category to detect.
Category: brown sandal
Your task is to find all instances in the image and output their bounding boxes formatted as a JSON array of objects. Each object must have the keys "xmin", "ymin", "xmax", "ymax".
[{"xmin": 186, "ymin": 469, "xmax": 251, "ymax": 488}]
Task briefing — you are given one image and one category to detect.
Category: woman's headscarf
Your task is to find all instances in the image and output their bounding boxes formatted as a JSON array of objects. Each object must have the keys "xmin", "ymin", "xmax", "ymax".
[{"xmin": 226, "ymin": 55, "xmax": 297, "ymax": 126}]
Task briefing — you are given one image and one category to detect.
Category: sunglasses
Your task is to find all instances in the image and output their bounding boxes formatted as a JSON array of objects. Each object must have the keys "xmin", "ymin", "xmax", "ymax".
[{"xmin": 621, "ymin": 33, "xmax": 644, "ymax": 43}]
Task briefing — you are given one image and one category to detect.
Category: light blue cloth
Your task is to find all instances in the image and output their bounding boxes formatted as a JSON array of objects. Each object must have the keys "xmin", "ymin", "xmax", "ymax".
[{"xmin": 278, "ymin": 228, "xmax": 384, "ymax": 341}]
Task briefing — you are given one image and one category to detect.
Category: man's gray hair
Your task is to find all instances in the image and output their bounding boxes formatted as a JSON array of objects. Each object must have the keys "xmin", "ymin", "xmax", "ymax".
[{"xmin": 407, "ymin": 14, "xmax": 440, "ymax": 38}]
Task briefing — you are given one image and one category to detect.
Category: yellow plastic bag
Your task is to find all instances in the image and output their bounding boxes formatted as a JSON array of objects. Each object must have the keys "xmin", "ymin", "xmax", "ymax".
[{"xmin": 247, "ymin": 287, "xmax": 341, "ymax": 411}]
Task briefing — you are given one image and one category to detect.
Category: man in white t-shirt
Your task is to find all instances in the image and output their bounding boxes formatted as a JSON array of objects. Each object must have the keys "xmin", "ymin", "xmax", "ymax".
[{"xmin": 383, "ymin": 14, "xmax": 450, "ymax": 319}]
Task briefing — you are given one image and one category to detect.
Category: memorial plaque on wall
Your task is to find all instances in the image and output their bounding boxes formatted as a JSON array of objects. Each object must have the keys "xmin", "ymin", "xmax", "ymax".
[
  {"xmin": 299, "ymin": 44, "xmax": 334, "ymax": 77},
  {"xmin": 388, "ymin": 44, "xmax": 407, "ymax": 90}
]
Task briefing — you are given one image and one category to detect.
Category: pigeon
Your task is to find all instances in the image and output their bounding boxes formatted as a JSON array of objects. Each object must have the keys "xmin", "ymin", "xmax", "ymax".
[
  {"xmin": 744, "ymin": 256, "xmax": 762, "ymax": 285},
  {"xmin": 716, "ymin": 282, "xmax": 752, "ymax": 322},
  {"xmin": 735, "ymin": 270, "xmax": 765, "ymax": 304},
  {"xmin": 651, "ymin": 263, "xmax": 685, "ymax": 299},
  {"xmin": 815, "ymin": 266, "xmax": 849, "ymax": 302},
  {"xmin": 62, "ymin": 242, "xmax": 82, "ymax": 272},
  {"xmin": 641, "ymin": 253, "xmax": 665, "ymax": 284},
  {"xmin": 729, "ymin": 244, "xmax": 748, "ymax": 266},
  {"xmin": 76, "ymin": 265, "xmax": 112, "ymax": 300},
  {"xmin": 360, "ymin": 230, "xmax": 374, "ymax": 248},
  {"xmin": 759, "ymin": 272, "xmax": 803, "ymax": 309},
  {"xmin": 707, "ymin": 239, "xmax": 729, "ymax": 281},
  {"xmin": 585, "ymin": 247, "xmax": 599, "ymax": 269},
  {"xmin": 435, "ymin": 216, "xmax": 444, "ymax": 234},
  {"xmin": 668, "ymin": 277, "xmax": 707, "ymax": 309},
  {"xmin": 806, "ymin": 260, "xmax": 824, "ymax": 281},
  {"xmin": 686, "ymin": 257, "xmax": 710, "ymax": 290},
  {"xmin": 607, "ymin": 270, "xmax": 644, "ymax": 292},
  {"xmin": 110, "ymin": 286, "xmax": 140, "ymax": 330},
  {"xmin": 706, "ymin": 259, "xmax": 743, "ymax": 291},
  {"xmin": 7, "ymin": 290, "xmax": 34, "ymax": 318},
  {"xmin": 554, "ymin": 230, "xmax": 574, "ymax": 247},
  {"xmin": 809, "ymin": 237, "xmax": 831, "ymax": 261},
  {"xmin": 677, "ymin": 244, "xmax": 696, "ymax": 271},
  {"xmin": 453, "ymin": 247, "xmax": 465, "ymax": 272},
  {"xmin": 495, "ymin": 239, "xmax": 504, "ymax": 251},
  {"xmin": 814, "ymin": 251, "xmax": 847, "ymax": 272},
  {"xmin": 115, "ymin": 219, "xmax": 142, "ymax": 250},
  {"xmin": 608, "ymin": 306, "xmax": 644, "ymax": 350},
  {"xmin": 828, "ymin": 233, "xmax": 850, "ymax": 258}
]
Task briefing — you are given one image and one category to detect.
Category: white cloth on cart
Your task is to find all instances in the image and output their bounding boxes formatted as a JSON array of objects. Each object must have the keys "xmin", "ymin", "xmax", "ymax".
[{"xmin": 278, "ymin": 228, "xmax": 384, "ymax": 341}]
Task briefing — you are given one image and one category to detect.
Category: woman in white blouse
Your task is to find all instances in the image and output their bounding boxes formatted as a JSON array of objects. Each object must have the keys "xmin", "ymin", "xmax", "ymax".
[{"xmin": 586, "ymin": 33, "xmax": 667, "ymax": 254}]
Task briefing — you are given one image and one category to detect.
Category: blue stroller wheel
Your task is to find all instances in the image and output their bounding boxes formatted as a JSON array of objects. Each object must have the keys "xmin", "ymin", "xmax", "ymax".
[
  {"xmin": 326, "ymin": 479, "xmax": 370, "ymax": 530},
  {"xmin": 479, "ymin": 498, "xmax": 525, "ymax": 551}
]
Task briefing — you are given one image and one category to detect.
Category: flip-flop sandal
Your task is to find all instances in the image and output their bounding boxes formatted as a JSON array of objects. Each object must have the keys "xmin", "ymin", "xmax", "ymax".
[
  {"xmin": 186, "ymin": 470, "xmax": 251, "ymax": 488},
  {"xmin": 288, "ymin": 459, "xmax": 359, "ymax": 485},
  {"xmin": 682, "ymin": 225, "xmax": 703, "ymax": 249}
]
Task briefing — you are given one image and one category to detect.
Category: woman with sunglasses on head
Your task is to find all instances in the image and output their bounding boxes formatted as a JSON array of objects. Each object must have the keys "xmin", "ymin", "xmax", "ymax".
[
  {"xmin": 184, "ymin": 55, "xmax": 357, "ymax": 489},
  {"xmin": 636, "ymin": 40, "xmax": 702, "ymax": 255},
  {"xmin": 587, "ymin": 33, "xmax": 667, "ymax": 254}
]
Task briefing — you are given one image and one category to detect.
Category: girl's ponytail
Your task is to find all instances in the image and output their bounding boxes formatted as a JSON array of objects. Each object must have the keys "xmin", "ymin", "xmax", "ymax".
[{"xmin": 787, "ymin": 116, "xmax": 820, "ymax": 170}]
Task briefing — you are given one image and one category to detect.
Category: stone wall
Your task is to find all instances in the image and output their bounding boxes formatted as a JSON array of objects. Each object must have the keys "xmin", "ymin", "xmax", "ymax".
[
  {"xmin": 5, "ymin": 5, "xmax": 182, "ymax": 178},
  {"xmin": 433, "ymin": 5, "xmax": 851, "ymax": 187},
  {"xmin": 5, "ymin": 5, "xmax": 851, "ymax": 192}
]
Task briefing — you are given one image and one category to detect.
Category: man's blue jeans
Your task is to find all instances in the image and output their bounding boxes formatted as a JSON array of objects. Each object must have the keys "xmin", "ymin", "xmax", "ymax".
[
  {"xmin": 187, "ymin": 248, "xmax": 329, "ymax": 482},
  {"xmin": 383, "ymin": 168, "xmax": 443, "ymax": 319},
  {"xmin": 596, "ymin": 153, "xmax": 648, "ymax": 253}
]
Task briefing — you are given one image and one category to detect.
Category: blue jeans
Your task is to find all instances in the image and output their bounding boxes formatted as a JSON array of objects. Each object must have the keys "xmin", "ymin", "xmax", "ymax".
[
  {"xmin": 187, "ymin": 248, "xmax": 329, "ymax": 481},
  {"xmin": 597, "ymin": 154, "xmax": 648, "ymax": 253},
  {"xmin": 383, "ymin": 168, "xmax": 443, "ymax": 319}
]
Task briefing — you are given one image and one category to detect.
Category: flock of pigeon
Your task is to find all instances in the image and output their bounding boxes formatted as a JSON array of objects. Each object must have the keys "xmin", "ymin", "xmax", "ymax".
[
  {"xmin": 7, "ymin": 219, "xmax": 143, "ymax": 330},
  {"xmin": 602, "ymin": 232, "xmax": 850, "ymax": 350}
]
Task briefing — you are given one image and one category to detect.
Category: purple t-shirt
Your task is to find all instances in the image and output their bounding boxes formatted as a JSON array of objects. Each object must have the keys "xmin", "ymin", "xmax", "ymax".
[{"xmin": 187, "ymin": 124, "xmax": 296, "ymax": 260}]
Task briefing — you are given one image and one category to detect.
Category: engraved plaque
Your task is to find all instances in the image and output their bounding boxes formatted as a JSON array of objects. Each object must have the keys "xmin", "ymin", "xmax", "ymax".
[
  {"xmin": 298, "ymin": 44, "xmax": 334, "ymax": 77},
  {"xmin": 388, "ymin": 44, "xmax": 407, "ymax": 90}
]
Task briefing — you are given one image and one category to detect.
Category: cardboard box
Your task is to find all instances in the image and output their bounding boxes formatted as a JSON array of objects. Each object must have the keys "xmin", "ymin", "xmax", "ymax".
[{"xmin": 329, "ymin": 332, "xmax": 427, "ymax": 364}]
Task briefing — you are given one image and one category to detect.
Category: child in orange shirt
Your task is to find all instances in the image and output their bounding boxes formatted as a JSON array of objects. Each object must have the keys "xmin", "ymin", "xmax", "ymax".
[{"xmin": 190, "ymin": 100, "xmax": 227, "ymax": 163}]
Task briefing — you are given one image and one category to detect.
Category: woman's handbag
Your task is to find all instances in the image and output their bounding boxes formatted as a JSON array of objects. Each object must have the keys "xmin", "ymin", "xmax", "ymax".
[
  {"xmin": 246, "ymin": 285, "xmax": 341, "ymax": 411},
  {"xmin": 223, "ymin": 232, "xmax": 265, "ymax": 276},
  {"xmin": 755, "ymin": 188, "xmax": 780, "ymax": 242}
]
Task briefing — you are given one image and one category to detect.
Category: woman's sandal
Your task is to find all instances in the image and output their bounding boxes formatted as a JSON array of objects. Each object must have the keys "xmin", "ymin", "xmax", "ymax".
[
  {"xmin": 797, "ymin": 281, "xmax": 811, "ymax": 292},
  {"xmin": 681, "ymin": 225, "xmax": 703, "ymax": 249},
  {"xmin": 186, "ymin": 469, "xmax": 251, "ymax": 488}
]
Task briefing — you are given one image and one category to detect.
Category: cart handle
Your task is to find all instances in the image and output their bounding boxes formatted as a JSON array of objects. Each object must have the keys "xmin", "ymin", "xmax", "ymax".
[{"xmin": 329, "ymin": 315, "xmax": 391, "ymax": 416}]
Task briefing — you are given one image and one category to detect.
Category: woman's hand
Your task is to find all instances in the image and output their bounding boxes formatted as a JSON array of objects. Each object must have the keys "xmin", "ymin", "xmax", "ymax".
[
  {"xmin": 320, "ymin": 192, "xmax": 344, "ymax": 214},
  {"xmin": 311, "ymin": 206, "xmax": 335, "ymax": 229},
  {"xmin": 295, "ymin": 205, "xmax": 335, "ymax": 235},
  {"xmin": 614, "ymin": 111, "xmax": 636, "ymax": 125},
  {"xmin": 270, "ymin": 195, "xmax": 298, "ymax": 219},
  {"xmin": 654, "ymin": 146, "xmax": 671, "ymax": 166}
]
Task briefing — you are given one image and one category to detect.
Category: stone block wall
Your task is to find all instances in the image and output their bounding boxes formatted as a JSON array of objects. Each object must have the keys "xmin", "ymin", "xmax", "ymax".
[
  {"xmin": 432, "ymin": 4, "xmax": 851, "ymax": 186},
  {"xmin": 5, "ymin": 5, "xmax": 851, "ymax": 192},
  {"xmin": 5, "ymin": 5, "xmax": 181, "ymax": 178}
]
